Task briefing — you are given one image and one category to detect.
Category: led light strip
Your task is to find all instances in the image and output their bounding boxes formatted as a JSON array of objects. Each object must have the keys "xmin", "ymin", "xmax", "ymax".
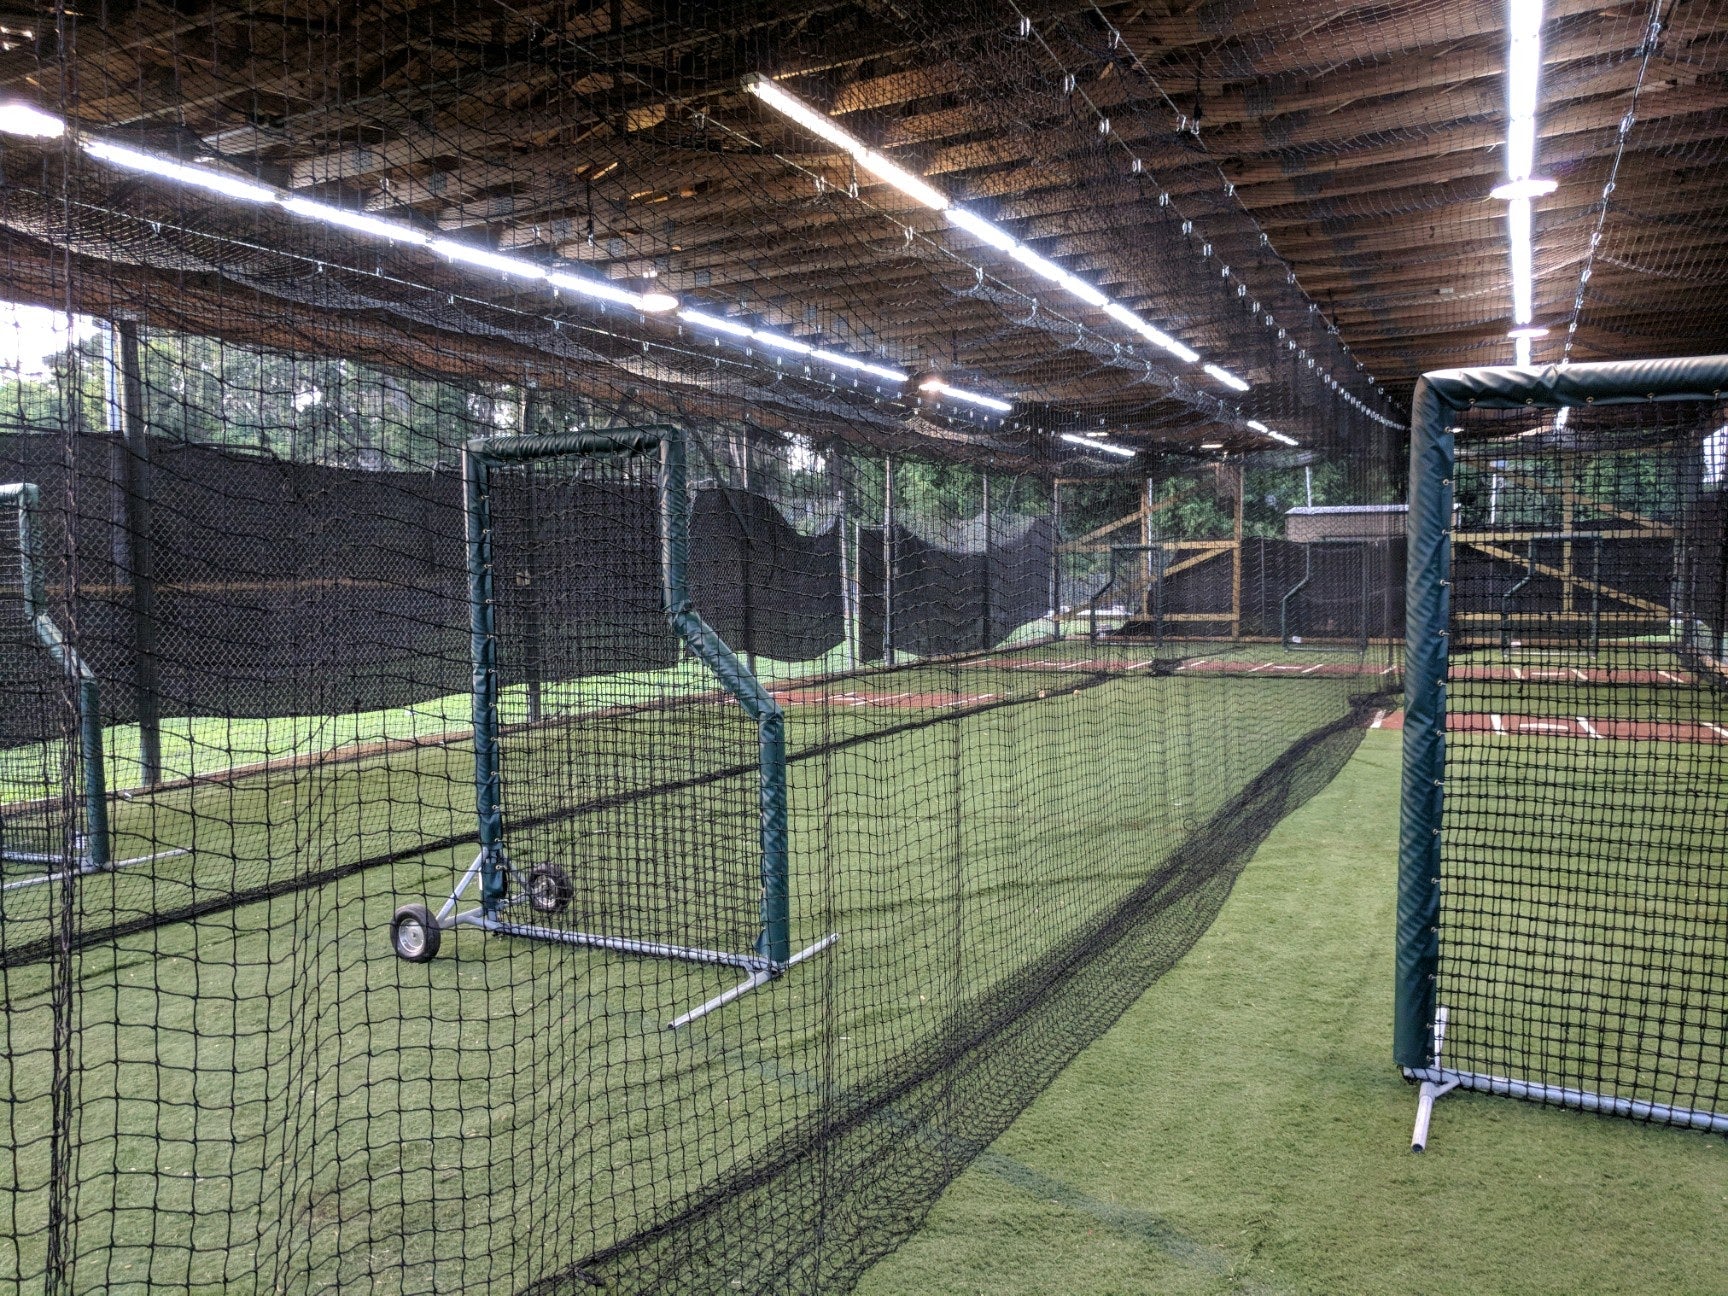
[
  {"xmin": 1490, "ymin": 0, "xmax": 1556, "ymax": 366},
  {"xmin": 1058, "ymin": 432, "xmax": 1135, "ymax": 458},
  {"xmin": 1246, "ymin": 419, "xmax": 1300, "ymax": 448},
  {"xmin": 1, "ymin": 102, "xmax": 1017, "ymax": 419},
  {"xmin": 747, "ymin": 75, "xmax": 1247, "ymax": 390}
]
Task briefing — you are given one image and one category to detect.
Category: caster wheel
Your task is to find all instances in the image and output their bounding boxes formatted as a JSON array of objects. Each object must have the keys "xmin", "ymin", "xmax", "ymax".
[
  {"xmin": 391, "ymin": 903, "xmax": 441, "ymax": 962},
  {"xmin": 526, "ymin": 863, "xmax": 573, "ymax": 915}
]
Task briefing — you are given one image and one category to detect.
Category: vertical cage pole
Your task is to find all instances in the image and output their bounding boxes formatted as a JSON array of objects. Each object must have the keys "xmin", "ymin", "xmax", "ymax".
[
  {"xmin": 114, "ymin": 319, "xmax": 160, "ymax": 785},
  {"xmin": 882, "ymin": 455, "xmax": 896, "ymax": 665},
  {"xmin": 463, "ymin": 448, "xmax": 507, "ymax": 911},
  {"xmin": 1396, "ymin": 389, "xmax": 1455, "ymax": 1069}
]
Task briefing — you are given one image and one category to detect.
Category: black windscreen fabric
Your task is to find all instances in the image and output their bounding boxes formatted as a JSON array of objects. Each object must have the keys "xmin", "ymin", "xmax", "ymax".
[
  {"xmin": 491, "ymin": 466, "xmax": 677, "ymax": 684},
  {"xmin": 687, "ymin": 487, "xmax": 842, "ymax": 663},
  {"xmin": 891, "ymin": 515, "xmax": 1055, "ymax": 658}
]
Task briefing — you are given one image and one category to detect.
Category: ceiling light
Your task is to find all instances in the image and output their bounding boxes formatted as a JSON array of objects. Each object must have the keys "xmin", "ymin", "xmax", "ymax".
[
  {"xmin": 1263, "ymin": 429, "xmax": 1300, "ymax": 447},
  {"xmin": 1059, "ymin": 432, "xmax": 1135, "ymax": 458},
  {"xmin": 1514, "ymin": 335, "xmax": 1533, "ymax": 366},
  {"xmin": 945, "ymin": 207, "xmax": 1017, "ymax": 252},
  {"xmin": 749, "ymin": 75, "xmax": 1223, "ymax": 371},
  {"xmin": 919, "ymin": 378, "xmax": 1012, "ymax": 413},
  {"xmin": 429, "ymin": 238, "xmax": 547, "ymax": 280},
  {"xmin": 1506, "ymin": 0, "xmax": 1546, "ymax": 180},
  {"xmin": 1490, "ymin": 177, "xmax": 1557, "ymax": 201},
  {"xmin": 679, "ymin": 307, "xmax": 752, "ymax": 337},
  {"xmin": 1010, "ymin": 244, "xmax": 1108, "ymax": 307},
  {"xmin": 1203, "ymin": 363, "xmax": 1251, "ymax": 392},
  {"xmin": 744, "ymin": 76, "xmax": 948, "ymax": 210},
  {"xmin": 810, "ymin": 349, "xmax": 909, "ymax": 383},
  {"xmin": 0, "ymin": 101, "xmax": 64, "ymax": 138},
  {"xmin": 754, "ymin": 329, "xmax": 813, "ymax": 356},
  {"xmin": 83, "ymin": 139, "xmax": 276, "ymax": 203},
  {"xmin": 1507, "ymin": 325, "xmax": 1549, "ymax": 339},
  {"xmin": 1102, "ymin": 302, "xmax": 1199, "ymax": 363},
  {"xmin": 281, "ymin": 197, "xmax": 428, "ymax": 244},
  {"xmin": 547, "ymin": 271, "xmax": 677, "ymax": 312},
  {"xmin": 1507, "ymin": 198, "xmax": 1534, "ymax": 324},
  {"xmin": 1200, "ymin": 442, "xmax": 1224, "ymax": 449}
]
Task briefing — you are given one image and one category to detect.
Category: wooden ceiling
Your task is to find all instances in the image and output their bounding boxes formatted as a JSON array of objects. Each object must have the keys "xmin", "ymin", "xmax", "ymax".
[{"xmin": 4, "ymin": 0, "xmax": 1726, "ymax": 454}]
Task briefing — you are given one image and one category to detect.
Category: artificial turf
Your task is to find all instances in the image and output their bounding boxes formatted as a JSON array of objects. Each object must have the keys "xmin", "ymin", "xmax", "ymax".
[
  {"xmin": 857, "ymin": 728, "xmax": 1728, "ymax": 1296},
  {"xmin": 0, "ymin": 651, "xmax": 1376, "ymax": 1292}
]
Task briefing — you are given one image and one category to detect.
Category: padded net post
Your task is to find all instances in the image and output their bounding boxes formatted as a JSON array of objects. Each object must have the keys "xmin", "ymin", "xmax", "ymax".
[{"xmin": 1398, "ymin": 355, "xmax": 1728, "ymax": 1139}]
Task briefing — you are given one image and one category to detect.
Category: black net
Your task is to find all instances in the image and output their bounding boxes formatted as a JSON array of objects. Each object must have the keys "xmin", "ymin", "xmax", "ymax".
[
  {"xmin": 0, "ymin": 5, "xmax": 1407, "ymax": 1292},
  {"xmin": 1433, "ymin": 402, "xmax": 1728, "ymax": 1128}
]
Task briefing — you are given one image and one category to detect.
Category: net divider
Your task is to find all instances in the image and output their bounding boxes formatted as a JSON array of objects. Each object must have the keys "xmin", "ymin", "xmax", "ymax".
[
  {"xmin": 390, "ymin": 426, "xmax": 838, "ymax": 1028},
  {"xmin": 0, "ymin": 481, "xmax": 148, "ymax": 886},
  {"xmin": 1396, "ymin": 352, "xmax": 1728, "ymax": 1147}
]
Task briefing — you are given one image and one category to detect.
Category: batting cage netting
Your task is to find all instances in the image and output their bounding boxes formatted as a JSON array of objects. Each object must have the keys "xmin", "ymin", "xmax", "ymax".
[
  {"xmin": 0, "ymin": 5, "xmax": 1404, "ymax": 1293},
  {"xmin": 1398, "ymin": 359, "xmax": 1728, "ymax": 1146}
]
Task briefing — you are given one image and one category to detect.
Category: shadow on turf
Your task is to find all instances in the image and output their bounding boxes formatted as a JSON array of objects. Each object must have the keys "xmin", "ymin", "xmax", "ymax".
[{"xmin": 542, "ymin": 696, "xmax": 1387, "ymax": 1295}]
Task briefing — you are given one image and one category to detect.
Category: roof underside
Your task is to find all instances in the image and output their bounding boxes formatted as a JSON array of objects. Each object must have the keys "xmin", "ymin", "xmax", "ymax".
[{"xmin": 3, "ymin": 0, "xmax": 1725, "ymax": 459}]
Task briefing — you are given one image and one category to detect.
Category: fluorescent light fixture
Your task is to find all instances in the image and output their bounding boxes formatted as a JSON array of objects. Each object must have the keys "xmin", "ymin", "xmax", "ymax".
[
  {"xmin": 1506, "ymin": 0, "xmax": 1545, "ymax": 180},
  {"xmin": 945, "ymin": 207, "xmax": 1017, "ymax": 252},
  {"xmin": 1515, "ymin": 335, "xmax": 1532, "ymax": 366},
  {"xmin": 1203, "ymin": 363, "xmax": 1251, "ymax": 392},
  {"xmin": 281, "ymin": 197, "xmax": 428, "ymax": 244},
  {"xmin": 1507, "ymin": 325, "xmax": 1549, "ymax": 339},
  {"xmin": 919, "ymin": 377, "xmax": 1012, "ymax": 413},
  {"xmin": 1200, "ymin": 442, "xmax": 1224, "ymax": 449},
  {"xmin": 854, "ymin": 149, "xmax": 948, "ymax": 210},
  {"xmin": 744, "ymin": 76, "xmax": 948, "ymax": 210},
  {"xmin": 429, "ymin": 238, "xmax": 547, "ymax": 280},
  {"xmin": 1102, "ymin": 302, "xmax": 1200, "ymax": 363},
  {"xmin": 810, "ymin": 349, "xmax": 909, "ymax": 383},
  {"xmin": 1499, "ymin": 1, "xmax": 1547, "ymax": 362},
  {"xmin": 1508, "ymin": 197, "xmax": 1534, "ymax": 323},
  {"xmin": 749, "ymin": 76, "xmax": 1229, "ymax": 375},
  {"xmin": 678, "ymin": 307, "xmax": 753, "ymax": 337},
  {"xmin": 745, "ymin": 76, "xmax": 862, "ymax": 154},
  {"xmin": 1010, "ymin": 244, "xmax": 1108, "ymax": 307},
  {"xmin": 546, "ymin": 271, "xmax": 676, "ymax": 312},
  {"xmin": 82, "ymin": 139, "xmax": 277, "ymax": 203},
  {"xmin": 754, "ymin": 329, "xmax": 813, "ymax": 356},
  {"xmin": 1245, "ymin": 419, "xmax": 1298, "ymax": 446},
  {"xmin": 0, "ymin": 101, "xmax": 63, "ymax": 138},
  {"xmin": 1059, "ymin": 432, "xmax": 1135, "ymax": 458},
  {"xmin": 1490, "ymin": 177, "xmax": 1557, "ymax": 201}
]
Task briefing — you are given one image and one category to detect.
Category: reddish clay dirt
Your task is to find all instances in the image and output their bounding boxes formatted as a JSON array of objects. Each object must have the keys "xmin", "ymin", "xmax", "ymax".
[
  {"xmin": 1369, "ymin": 709, "xmax": 1728, "ymax": 744},
  {"xmin": 1447, "ymin": 663, "xmax": 1698, "ymax": 686},
  {"xmin": 771, "ymin": 688, "xmax": 1003, "ymax": 710},
  {"xmin": 1175, "ymin": 658, "xmax": 1399, "ymax": 679}
]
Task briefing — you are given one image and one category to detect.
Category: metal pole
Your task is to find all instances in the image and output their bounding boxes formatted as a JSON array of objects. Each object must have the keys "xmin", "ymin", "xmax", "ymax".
[
  {"xmin": 115, "ymin": 320, "xmax": 161, "ymax": 785},
  {"xmin": 3, "ymin": 482, "xmax": 110, "ymax": 869},
  {"xmin": 1590, "ymin": 533, "xmax": 1602, "ymax": 657},
  {"xmin": 1232, "ymin": 464, "xmax": 1245, "ymax": 640},
  {"xmin": 519, "ymin": 389, "xmax": 545, "ymax": 724},
  {"xmin": 882, "ymin": 456, "xmax": 896, "ymax": 665},
  {"xmin": 1050, "ymin": 476, "xmax": 1062, "ymax": 640},
  {"xmin": 463, "ymin": 448, "xmax": 507, "ymax": 912},
  {"xmin": 837, "ymin": 478, "xmax": 854, "ymax": 672},
  {"xmin": 980, "ymin": 473, "xmax": 993, "ymax": 649}
]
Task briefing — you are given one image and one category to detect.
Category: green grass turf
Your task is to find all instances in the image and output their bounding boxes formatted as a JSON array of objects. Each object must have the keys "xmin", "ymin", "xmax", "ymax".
[
  {"xmin": 857, "ymin": 729, "xmax": 1728, "ymax": 1296},
  {"xmin": 0, "ymin": 664, "xmax": 1373, "ymax": 1292}
]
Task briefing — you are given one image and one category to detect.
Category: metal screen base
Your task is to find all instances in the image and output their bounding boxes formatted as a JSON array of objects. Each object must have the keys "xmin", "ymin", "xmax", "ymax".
[
  {"xmin": 1, "ymin": 843, "xmax": 190, "ymax": 894},
  {"xmin": 1403, "ymin": 1005, "xmax": 1728, "ymax": 1145},
  {"xmin": 429, "ymin": 849, "xmax": 838, "ymax": 1028}
]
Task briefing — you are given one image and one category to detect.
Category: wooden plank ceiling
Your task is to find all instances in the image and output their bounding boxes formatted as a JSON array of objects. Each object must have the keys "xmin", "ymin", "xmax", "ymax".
[{"xmin": 5, "ymin": 0, "xmax": 1726, "ymax": 453}]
